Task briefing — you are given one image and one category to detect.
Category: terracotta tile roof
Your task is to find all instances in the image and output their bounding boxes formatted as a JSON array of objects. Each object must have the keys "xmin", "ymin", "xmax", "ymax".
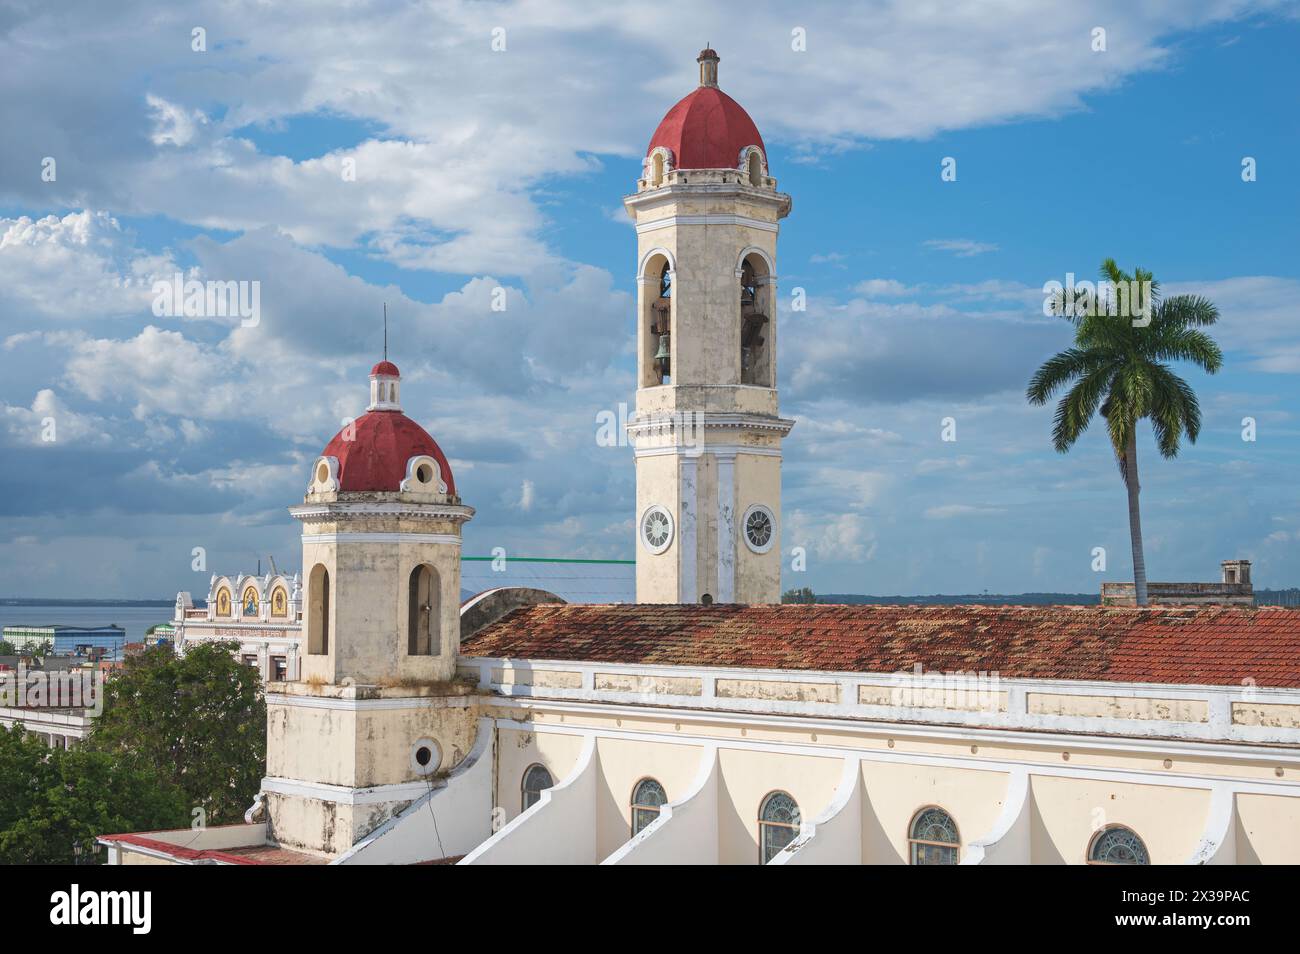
[{"xmin": 460, "ymin": 603, "xmax": 1300, "ymax": 689}]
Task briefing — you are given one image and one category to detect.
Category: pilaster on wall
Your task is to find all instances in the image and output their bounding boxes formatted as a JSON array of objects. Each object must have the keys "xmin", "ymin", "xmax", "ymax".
[
  {"xmin": 769, "ymin": 756, "xmax": 862, "ymax": 865},
  {"xmin": 960, "ymin": 768, "xmax": 1031, "ymax": 865},
  {"xmin": 1186, "ymin": 783, "xmax": 1238, "ymax": 865}
]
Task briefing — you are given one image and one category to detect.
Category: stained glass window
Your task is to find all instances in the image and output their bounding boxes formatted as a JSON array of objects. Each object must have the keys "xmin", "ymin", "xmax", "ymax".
[
  {"xmin": 1089, "ymin": 826, "xmax": 1149, "ymax": 865},
  {"xmin": 759, "ymin": 791, "xmax": 800, "ymax": 863},
  {"xmin": 631, "ymin": 778, "xmax": 668, "ymax": 836},
  {"xmin": 522, "ymin": 764, "xmax": 552, "ymax": 811},
  {"xmin": 909, "ymin": 807, "xmax": 960, "ymax": 865}
]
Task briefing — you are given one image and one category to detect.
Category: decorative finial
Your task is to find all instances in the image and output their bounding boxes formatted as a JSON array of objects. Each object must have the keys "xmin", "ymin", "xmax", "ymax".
[
  {"xmin": 697, "ymin": 45, "xmax": 719, "ymax": 87},
  {"xmin": 383, "ymin": 302, "xmax": 388, "ymax": 361}
]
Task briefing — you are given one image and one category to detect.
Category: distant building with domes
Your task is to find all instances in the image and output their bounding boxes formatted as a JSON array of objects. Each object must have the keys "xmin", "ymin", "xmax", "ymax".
[{"xmin": 102, "ymin": 49, "xmax": 1300, "ymax": 867}]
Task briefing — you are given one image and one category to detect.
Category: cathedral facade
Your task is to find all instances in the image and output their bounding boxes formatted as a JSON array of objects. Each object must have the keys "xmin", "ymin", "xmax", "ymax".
[{"xmin": 101, "ymin": 49, "xmax": 1300, "ymax": 867}]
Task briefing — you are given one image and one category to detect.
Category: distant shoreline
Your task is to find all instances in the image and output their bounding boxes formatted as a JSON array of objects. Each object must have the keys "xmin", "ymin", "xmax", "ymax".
[{"xmin": 0, "ymin": 599, "xmax": 173, "ymax": 607}]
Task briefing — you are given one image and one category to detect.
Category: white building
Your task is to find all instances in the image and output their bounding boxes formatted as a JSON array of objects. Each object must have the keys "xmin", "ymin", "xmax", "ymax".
[{"xmin": 174, "ymin": 573, "xmax": 303, "ymax": 682}]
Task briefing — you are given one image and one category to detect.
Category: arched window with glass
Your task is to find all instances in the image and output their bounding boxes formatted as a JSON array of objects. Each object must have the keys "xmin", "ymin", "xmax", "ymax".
[
  {"xmin": 758, "ymin": 791, "xmax": 800, "ymax": 863},
  {"xmin": 909, "ymin": 806, "xmax": 960, "ymax": 864},
  {"xmin": 631, "ymin": 778, "xmax": 667, "ymax": 836},
  {"xmin": 1088, "ymin": 826, "xmax": 1149, "ymax": 865},
  {"xmin": 521, "ymin": 764, "xmax": 553, "ymax": 812}
]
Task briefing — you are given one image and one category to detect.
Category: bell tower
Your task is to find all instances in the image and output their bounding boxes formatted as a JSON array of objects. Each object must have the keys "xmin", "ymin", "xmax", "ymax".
[
  {"xmin": 625, "ymin": 48, "xmax": 794, "ymax": 605},
  {"xmin": 263, "ymin": 358, "xmax": 478, "ymax": 857}
]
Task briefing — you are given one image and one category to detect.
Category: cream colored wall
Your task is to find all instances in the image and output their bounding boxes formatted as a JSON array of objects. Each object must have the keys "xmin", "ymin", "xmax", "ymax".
[
  {"xmin": 1029, "ymin": 776, "xmax": 1209, "ymax": 864},
  {"xmin": 267, "ymin": 699, "xmax": 476, "ymax": 789},
  {"xmin": 591, "ymin": 736, "xmax": 705, "ymax": 858},
  {"xmin": 715, "ymin": 747, "xmax": 843, "ymax": 864},
  {"xmin": 859, "ymin": 762, "xmax": 1011, "ymax": 863},
  {"xmin": 634, "ymin": 452, "xmax": 682, "ymax": 603},
  {"xmin": 1235, "ymin": 793, "xmax": 1300, "ymax": 863},
  {"xmin": 330, "ymin": 538, "xmax": 461, "ymax": 684},
  {"xmin": 495, "ymin": 726, "xmax": 587, "ymax": 825}
]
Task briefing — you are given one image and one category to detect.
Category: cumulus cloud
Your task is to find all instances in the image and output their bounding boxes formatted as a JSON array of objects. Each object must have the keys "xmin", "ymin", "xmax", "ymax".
[{"xmin": 0, "ymin": 0, "xmax": 1273, "ymax": 278}]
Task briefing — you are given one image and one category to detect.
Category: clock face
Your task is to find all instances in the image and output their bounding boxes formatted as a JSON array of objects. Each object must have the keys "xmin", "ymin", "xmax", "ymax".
[
  {"xmin": 640, "ymin": 505, "xmax": 674, "ymax": 554},
  {"xmin": 742, "ymin": 504, "xmax": 776, "ymax": 554}
]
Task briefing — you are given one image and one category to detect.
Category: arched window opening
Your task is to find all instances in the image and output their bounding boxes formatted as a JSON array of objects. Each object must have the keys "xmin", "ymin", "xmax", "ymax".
[
  {"xmin": 747, "ymin": 150, "xmax": 762, "ymax": 187},
  {"xmin": 649, "ymin": 260, "xmax": 672, "ymax": 385},
  {"xmin": 242, "ymin": 587, "xmax": 259, "ymax": 617},
  {"xmin": 1088, "ymin": 826, "xmax": 1149, "ymax": 865},
  {"xmin": 740, "ymin": 256, "xmax": 771, "ymax": 386},
  {"xmin": 759, "ymin": 791, "xmax": 800, "ymax": 863},
  {"xmin": 909, "ymin": 806, "xmax": 960, "ymax": 865},
  {"xmin": 631, "ymin": 778, "xmax": 668, "ymax": 836},
  {"xmin": 271, "ymin": 586, "xmax": 288, "ymax": 617},
  {"xmin": 522, "ymin": 764, "xmax": 553, "ymax": 811},
  {"xmin": 652, "ymin": 153, "xmax": 665, "ymax": 187},
  {"xmin": 214, "ymin": 587, "xmax": 231, "ymax": 618},
  {"xmin": 307, "ymin": 564, "xmax": 330, "ymax": 655},
  {"xmin": 407, "ymin": 564, "xmax": 441, "ymax": 656}
]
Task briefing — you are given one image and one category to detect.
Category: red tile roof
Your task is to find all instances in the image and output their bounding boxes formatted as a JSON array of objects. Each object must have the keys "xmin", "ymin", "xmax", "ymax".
[
  {"xmin": 98, "ymin": 831, "xmax": 328, "ymax": 865},
  {"xmin": 460, "ymin": 603, "xmax": 1300, "ymax": 688}
]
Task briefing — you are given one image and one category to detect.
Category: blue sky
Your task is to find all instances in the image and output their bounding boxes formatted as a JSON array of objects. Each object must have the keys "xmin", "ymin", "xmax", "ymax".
[{"xmin": 0, "ymin": 0, "xmax": 1297, "ymax": 599}]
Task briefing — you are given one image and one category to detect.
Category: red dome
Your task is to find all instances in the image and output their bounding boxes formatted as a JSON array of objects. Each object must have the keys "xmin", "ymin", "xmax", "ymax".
[
  {"xmin": 647, "ymin": 85, "xmax": 765, "ymax": 171},
  {"xmin": 370, "ymin": 360, "xmax": 400, "ymax": 376},
  {"xmin": 321, "ymin": 411, "xmax": 456, "ymax": 495}
]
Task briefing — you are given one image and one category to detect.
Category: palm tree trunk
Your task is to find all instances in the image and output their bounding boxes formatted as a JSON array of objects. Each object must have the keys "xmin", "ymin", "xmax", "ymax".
[{"xmin": 1123, "ymin": 430, "xmax": 1149, "ymax": 606}]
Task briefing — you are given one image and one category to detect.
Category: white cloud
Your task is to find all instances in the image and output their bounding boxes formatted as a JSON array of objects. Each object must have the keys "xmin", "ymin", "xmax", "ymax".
[
  {"xmin": 923, "ymin": 239, "xmax": 1000, "ymax": 258},
  {"xmin": 0, "ymin": 388, "xmax": 111, "ymax": 448},
  {"xmin": 924, "ymin": 504, "xmax": 1006, "ymax": 519},
  {"xmin": 853, "ymin": 279, "xmax": 914, "ymax": 297}
]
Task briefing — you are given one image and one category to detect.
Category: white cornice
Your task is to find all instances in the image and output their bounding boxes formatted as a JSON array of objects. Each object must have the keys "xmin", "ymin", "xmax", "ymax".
[
  {"xmin": 290, "ymin": 501, "xmax": 474, "ymax": 523},
  {"xmin": 626, "ymin": 412, "xmax": 795, "ymax": 436},
  {"xmin": 301, "ymin": 532, "xmax": 462, "ymax": 546},
  {"xmin": 261, "ymin": 775, "xmax": 437, "ymax": 806},
  {"xmin": 624, "ymin": 182, "xmax": 792, "ymax": 218},
  {"xmin": 491, "ymin": 705, "xmax": 1300, "ymax": 794},
  {"xmin": 264, "ymin": 692, "xmax": 480, "ymax": 712},
  {"xmin": 635, "ymin": 214, "xmax": 779, "ymax": 234}
]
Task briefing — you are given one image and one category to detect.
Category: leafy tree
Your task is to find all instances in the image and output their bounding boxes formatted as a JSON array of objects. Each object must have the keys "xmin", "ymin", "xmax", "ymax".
[
  {"xmin": 87, "ymin": 641, "xmax": 265, "ymax": 824},
  {"xmin": 782, "ymin": 586, "xmax": 817, "ymax": 604},
  {"xmin": 0, "ymin": 725, "xmax": 189, "ymax": 864},
  {"xmin": 0, "ymin": 640, "xmax": 14, "ymax": 655},
  {"xmin": 1027, "ymin": 259, "xmax": 1222, "ymax": 605}
]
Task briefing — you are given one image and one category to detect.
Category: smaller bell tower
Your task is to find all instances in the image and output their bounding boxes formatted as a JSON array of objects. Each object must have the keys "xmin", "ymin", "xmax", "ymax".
[{"xmin": 262, "ymin": 359, "xmax": 478, "ymax": 857}]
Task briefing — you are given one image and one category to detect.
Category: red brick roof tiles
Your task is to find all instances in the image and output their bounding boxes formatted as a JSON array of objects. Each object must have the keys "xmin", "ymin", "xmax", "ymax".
[{"xmin": 460, "ymin": 603, "xmax": 1300, "ymax": 688}]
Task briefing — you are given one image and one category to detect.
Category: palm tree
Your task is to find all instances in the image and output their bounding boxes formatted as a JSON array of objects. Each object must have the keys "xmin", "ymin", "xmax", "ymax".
[{"xmin": 1027, "ymin": 259, "xmax": 1223, "ymax": 606}]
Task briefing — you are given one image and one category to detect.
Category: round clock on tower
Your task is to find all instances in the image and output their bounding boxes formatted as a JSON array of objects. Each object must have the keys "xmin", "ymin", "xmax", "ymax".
[{"xmin": 624, "ymin": 47, "xmax": 794, "ymax": 605}]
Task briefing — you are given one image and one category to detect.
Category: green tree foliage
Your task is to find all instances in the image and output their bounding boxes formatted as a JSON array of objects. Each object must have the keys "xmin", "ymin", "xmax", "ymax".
[
  {"xmin": 782, "ymin": 586, "xmax": 817, "ymax": 604},
  {"xmin": 88, "ymin": 642, "xmax": 266, "ymax": 824},
  {"xmin": 0, "ymin": 725, "xmax": 189, "ymax": 864}
]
